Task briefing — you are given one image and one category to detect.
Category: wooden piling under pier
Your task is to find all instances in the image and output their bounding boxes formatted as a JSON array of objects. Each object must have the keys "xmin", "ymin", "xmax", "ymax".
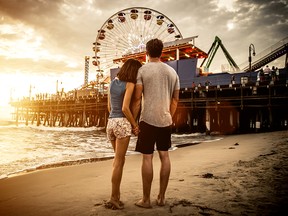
[
  {"xmin": 10, "ymin": 80, "xmax": 288, "ymax": 134},
  {"xmin": 173, "ymin": 80, "xmax": 288, "ymax": 134},
  {"xmin": 10, "ymin": 95, "xmax": 108, "ymax": 128}
]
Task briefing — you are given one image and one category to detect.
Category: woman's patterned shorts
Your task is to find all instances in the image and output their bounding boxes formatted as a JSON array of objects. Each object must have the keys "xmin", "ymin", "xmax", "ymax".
[{"xmin": 106, "ymin": 117, "xmax": 132, "ymax": 141}]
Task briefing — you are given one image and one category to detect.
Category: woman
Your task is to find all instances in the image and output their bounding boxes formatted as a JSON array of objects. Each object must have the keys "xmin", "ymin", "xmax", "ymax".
[{"xmin": 106, "ymin": 58, "xmax": 142, "ymax": 209}]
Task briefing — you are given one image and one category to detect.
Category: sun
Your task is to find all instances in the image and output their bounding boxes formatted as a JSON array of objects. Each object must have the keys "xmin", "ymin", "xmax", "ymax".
[
  {"xmin": 0, "ymin": 71, "xmax": 83, "ymax": 120},
  {"xmin": 227, "ymin": 22, "xmax": 235, "ymax": 31}
]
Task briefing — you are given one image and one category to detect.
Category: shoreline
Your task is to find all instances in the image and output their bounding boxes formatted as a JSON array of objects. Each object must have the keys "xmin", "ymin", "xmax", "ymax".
[
  {"xmin": 0, "ymin": 156, "xmax": 116, "ymax": 180},
  {"xmin": 0, "ymin": 141, "xmax": 202, "ymax": 180},
  {"xmin": 0, "ymin": 130, "xmax": 216, "ymax": 180},
  {"xmin": 0, "ymin": 130, "xmax": 287, "ymax": 215}
]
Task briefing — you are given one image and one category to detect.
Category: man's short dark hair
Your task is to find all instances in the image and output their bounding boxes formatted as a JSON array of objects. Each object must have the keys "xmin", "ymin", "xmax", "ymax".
[{"xmin": 146, "ymin": 38, "xmax": 163, "ymax": 58}]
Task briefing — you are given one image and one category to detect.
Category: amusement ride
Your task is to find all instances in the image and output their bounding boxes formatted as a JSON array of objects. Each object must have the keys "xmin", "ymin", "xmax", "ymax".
[{"xmin": 92, "ymin": 7, "xmax": 183, "ymax": 74}]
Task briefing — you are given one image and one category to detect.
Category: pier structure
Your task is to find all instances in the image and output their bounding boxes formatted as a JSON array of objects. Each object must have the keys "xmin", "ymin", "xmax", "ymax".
[
  {"xmin": 10, "ymin": 90, "xmax": 108, "ymax": 128},
  {"xmin": 10, "ymin": 66, "xmax": 288, "ymax": 134},
  {"xmin": 175, "ymin": 71, "xmax": 288, "ymax": 134},
  {"xmin": 9, "ymin": 19, "xmax": 288, "ymax": 134}
]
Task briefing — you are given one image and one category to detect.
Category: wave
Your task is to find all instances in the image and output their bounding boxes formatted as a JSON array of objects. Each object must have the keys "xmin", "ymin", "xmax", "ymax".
[
  {"xmin": 0, "ymin": 124, "xmax": 106, "ymax": 132},
  {"xmin": 0, "ymin": 126, "xmax": 223, "ymax": 180},
  {"xmin": 172, "ymin": 132, "xmax": 205, "ymax": 138},
  {"xmin": 35, "ymin": 156, "xmax": 115, "ymax": 170},
  {"xmin": 0, "ymin": 123, "xmax": 28, "ymax": 129},
  {"xmin": 28, "ymin": 125, "xmax": 106, "ymax": 132},
  {"xmin": 0, "ymin": 137, "xmax": 222, "ymax": 180}
]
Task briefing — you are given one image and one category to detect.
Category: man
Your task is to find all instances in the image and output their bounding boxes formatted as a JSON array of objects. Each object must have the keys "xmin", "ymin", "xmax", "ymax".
[{"xmin": 132, "ymin": 38, "xmax": 180, "ymax": 208}]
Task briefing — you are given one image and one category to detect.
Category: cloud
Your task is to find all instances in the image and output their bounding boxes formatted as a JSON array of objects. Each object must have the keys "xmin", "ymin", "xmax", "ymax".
[
  {"xmin": 0, "ymin": 55, "xmax": 79, "ymax": 75},
  {"xmin": 0, "ymin": 0, "xmax": 287, "ymax": 77}
]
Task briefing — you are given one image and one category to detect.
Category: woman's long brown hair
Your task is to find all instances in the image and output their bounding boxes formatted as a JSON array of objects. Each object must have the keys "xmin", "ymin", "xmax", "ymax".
[{"xmin": 117, "ymin": 59, "xmax": 142, "ymax": 84}]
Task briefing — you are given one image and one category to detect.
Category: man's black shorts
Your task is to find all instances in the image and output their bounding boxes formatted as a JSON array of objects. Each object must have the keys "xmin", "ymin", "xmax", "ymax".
[{"xmin": 135, "ymin": 121, "xmax": 172, "ymax": 154}]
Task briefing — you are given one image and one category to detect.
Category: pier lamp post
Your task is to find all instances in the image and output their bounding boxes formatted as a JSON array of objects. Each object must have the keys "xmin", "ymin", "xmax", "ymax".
[
  {"xmin": 249, "ymin": 43, "xmax": 256, "ymax": 79},
  {"xmin": 29, "ymin": 84, "xmax": 35, "ymax": 100}
]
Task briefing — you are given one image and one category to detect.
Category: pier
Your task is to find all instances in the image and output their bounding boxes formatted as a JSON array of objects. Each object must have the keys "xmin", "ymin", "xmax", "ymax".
[
  {"xmin": 10, "ymin": 68, "xmax": 288, "ymax": 134},
  {"xmin": 175, "ymin": 74, "xmax": 288, "ymax": 134},
  {"xmin": 10, "ymin": 93, "xmax": 108, "ymax": 128}
]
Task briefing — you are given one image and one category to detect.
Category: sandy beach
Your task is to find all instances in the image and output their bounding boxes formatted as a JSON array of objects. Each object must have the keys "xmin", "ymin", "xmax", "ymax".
[{"xmin": 0, "ymin": 130, "xmax": 287, "ymax": 216}]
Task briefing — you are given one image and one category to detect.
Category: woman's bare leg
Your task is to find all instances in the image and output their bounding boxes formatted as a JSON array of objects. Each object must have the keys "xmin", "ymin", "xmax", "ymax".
[{"xmin": 110, "ymin": 137, "xmax": 130, "ymax": 209}]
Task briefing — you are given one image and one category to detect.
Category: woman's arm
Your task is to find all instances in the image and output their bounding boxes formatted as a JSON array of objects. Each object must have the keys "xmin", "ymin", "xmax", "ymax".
[
  {"xmin": 107, "ymin": 87, "xmax": 111, "ymax": 113},
  {"xmin": 122, "ymin": 82, "xmax": 138, "ymax": 131}
]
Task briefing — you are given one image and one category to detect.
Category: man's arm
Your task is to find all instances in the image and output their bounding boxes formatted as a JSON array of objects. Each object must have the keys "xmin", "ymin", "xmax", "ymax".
[
  {"xmin": 170, "ymin": 89, "xmax": 179, "ymax": 117},
  {"xmin": 131, "ymin": 84, "xmax": 143, "ymax": 120}
]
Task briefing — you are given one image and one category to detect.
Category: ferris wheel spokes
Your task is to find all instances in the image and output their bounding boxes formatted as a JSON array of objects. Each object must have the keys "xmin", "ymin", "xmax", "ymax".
[{"xmin": 94, "ymin": 7, "xmax": 183, "ymax": 74}]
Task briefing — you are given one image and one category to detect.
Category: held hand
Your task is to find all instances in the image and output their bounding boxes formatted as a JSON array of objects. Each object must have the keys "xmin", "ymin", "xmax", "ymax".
[{"xmin": 132, "ymin": 125, "xmax": 140, "ymax": 136}]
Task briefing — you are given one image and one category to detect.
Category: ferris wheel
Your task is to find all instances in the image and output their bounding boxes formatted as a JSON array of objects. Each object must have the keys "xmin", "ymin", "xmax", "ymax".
[{"xmin": 93, "ymin": 7, "xmax": 183, "ymax": 75}]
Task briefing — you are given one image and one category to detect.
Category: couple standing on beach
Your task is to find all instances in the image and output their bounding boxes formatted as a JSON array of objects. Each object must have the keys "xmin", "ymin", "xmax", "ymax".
[{"xmin": 106, "ymin": 38, "xmax": 180, "ymax": 209}]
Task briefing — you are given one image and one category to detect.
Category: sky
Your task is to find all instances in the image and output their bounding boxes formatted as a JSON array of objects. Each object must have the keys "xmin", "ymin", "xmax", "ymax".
[{"xmin": 0, "ymin": 0, "xmax": 287, "ymax": 118}]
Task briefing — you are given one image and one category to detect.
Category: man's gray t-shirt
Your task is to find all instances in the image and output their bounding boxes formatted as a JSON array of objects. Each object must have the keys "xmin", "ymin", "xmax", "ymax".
[{"xmin": 136, "ymin": 62, "xmax": 180, "ymax": 127}]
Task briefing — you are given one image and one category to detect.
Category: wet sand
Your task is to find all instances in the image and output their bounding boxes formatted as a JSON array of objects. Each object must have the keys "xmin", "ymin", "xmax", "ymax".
[{"xmin": 0, "ymin": 130, "xmax": 287, "ymax": 216}]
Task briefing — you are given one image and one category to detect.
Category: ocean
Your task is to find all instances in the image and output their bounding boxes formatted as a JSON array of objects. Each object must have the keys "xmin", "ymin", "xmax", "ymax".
[{"xmin": 0, "ymin": 121, "xmax": 223, "ymax": 179}]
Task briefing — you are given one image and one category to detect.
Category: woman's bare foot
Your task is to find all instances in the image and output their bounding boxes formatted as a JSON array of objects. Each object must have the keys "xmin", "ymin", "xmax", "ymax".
[
  {"xmin": 135, "ymin": 199, "xmax": 152, "ymax": 208},
  {"xmin": 107, "ymin": 199, "xmax": 124, "ymax": 210}
]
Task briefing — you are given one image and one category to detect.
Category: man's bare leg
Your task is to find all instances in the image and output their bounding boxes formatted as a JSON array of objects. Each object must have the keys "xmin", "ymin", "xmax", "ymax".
[
  {"xmin": 157, "ymin": 150, "xmax": 171, "ymax": 206},
  {"xmin": 135, "ymin": 154, "xmax": 153, "ymax": 208}
]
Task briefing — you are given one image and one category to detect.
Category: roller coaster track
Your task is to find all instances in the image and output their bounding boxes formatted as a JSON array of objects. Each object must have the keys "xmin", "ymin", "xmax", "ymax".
[{"xmin": 240, "ymin": 36, "xmax": 288, "ymax": 72}]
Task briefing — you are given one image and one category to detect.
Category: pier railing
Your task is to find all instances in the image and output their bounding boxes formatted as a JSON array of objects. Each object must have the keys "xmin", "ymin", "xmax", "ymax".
[{"xmin": 238, "ymin": 36, "xmax": 288, "ymax": 71}]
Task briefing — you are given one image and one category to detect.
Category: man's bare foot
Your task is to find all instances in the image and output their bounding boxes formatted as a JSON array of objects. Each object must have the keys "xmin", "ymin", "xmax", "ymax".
[
  {"xmin": 119, "ymin": 200, "xmax": 124, "ymax": 207},
  {"xmin": 135, "ymin": 199, "xmax": 152, "ymax": 208},
  {"xmin": 156, "ymin": 196, "xmax": 165, "ymax": 206}
]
